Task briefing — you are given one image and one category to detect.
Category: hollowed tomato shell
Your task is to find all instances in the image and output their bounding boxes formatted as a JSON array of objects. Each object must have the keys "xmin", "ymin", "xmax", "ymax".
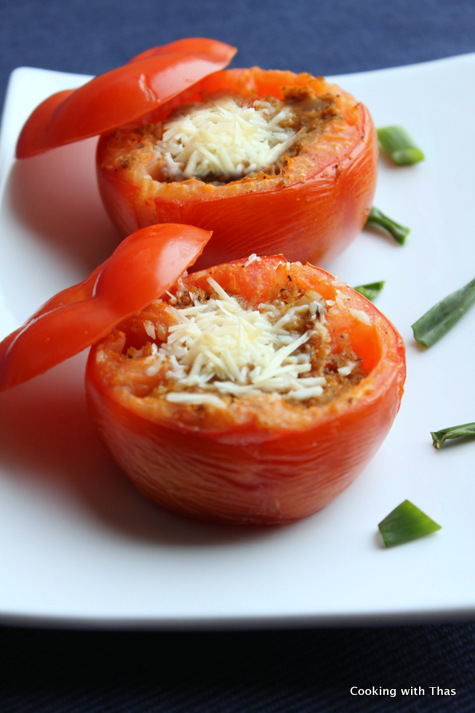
[
  {"xmin": 85, "ymin": 256, "xmax": 405, "ymax": 525},
  {"xmin": 96, "ymin": 67, "xmax": 378, "ymax": 270}
]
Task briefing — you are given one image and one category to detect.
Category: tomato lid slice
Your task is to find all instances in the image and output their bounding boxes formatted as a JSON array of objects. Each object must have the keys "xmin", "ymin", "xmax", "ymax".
[
  {"xmin": 0, "ymin": 224, "xmax": 212, "ymax": 391},
  {"xmin": 16, "ymin": 38, "xmax": 236, "ymax": 158}
]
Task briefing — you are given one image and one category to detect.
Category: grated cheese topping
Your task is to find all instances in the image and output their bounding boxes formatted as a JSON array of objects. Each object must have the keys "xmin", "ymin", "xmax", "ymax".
[
  {"xmin": 138, "ymin": 277, "xmax": 336, "ymax": 409},
  {"xmin": 155, "ymin": 97, "xmax": 298, "ymax": 181}
]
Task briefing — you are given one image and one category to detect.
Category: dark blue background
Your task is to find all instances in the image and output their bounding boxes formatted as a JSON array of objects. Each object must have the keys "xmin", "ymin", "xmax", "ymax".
[
  {"xmin": 2, "ymin": 0, "xmax": 475, "ymax": 107},
  {"xmin": 1, "ymin": 1, "xmax": 475, "ymax": 711}
]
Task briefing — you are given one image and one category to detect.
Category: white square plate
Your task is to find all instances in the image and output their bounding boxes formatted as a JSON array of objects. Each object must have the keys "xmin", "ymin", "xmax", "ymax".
[{"xmin": 1, "ymin": 55, "xmax": 475, "ymax": 628}]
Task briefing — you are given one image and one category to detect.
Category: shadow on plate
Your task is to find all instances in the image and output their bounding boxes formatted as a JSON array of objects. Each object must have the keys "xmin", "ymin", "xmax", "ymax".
[
  {"xmin": 0, "ymin": 353, "xmax": 280, "ymax": 549},
  {"xmin": 4, "ymin": 138, "xmax": 120, "ymax": 273}
]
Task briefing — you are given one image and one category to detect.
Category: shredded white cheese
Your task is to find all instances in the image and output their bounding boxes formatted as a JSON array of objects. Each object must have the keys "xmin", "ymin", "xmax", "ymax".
[
  {"xmin": 337, "ymin": 362, "xmax": 355, "ymax": 377},
  {"xmin": 144, "ymin": 277, "xmax": 330, "ymax": 408},
  {"xmin": 143, "ymin": 320, "xmax": 156, "ymax": 339},
  {"xmin": 156, "ymin": 97, "xmax": 297, "ymax": 180},
  {"xmin": 349, "ymin": 308, "xmax": 371, "ymax": 325},
  {"xmin": 243, "ymin": 253, "xmax": 261, "ymax": 267}
]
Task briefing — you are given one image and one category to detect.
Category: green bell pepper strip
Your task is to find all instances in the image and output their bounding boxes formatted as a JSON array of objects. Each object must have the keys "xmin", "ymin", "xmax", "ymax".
[
  {"xmin": 378, "ymin": 500, "xmax": 441, "ymax": 547},
  {"xmin": 354, "ymin": 281, "xmax": 385, "ymax": 302},
  {"xmin": 365, "ymin": 207, "xmax": 410, "ymax": 245},
  {"xmin": 412, "ymin": 277, "xmax": 475, "ymax": 347},
  {"xmin": 377, "ymin": 125, "xmax": 424, "ymax": 166},
  {"xmin": 431, "ymin": 422, "xmax": 475, "ymax": 449}
]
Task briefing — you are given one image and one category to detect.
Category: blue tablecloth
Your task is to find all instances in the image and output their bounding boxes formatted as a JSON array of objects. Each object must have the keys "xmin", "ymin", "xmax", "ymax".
[{"xmin": 1, "ymin": 1, "xmax": 475, "ymax": 711}]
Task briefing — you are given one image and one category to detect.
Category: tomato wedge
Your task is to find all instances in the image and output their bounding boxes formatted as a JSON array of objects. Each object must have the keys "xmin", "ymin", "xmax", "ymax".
[
  {"xmin": 127, "ymin": 37, "xmax": 233, "ymax": 64},
  {"xmin": 0, "ymin": 224, "xmax": 212, "ymax": 391},
  {"xmin": 85, "ymin": 256, "xmax": 406, "ymax": 525},
  {"xmin": 15, "ymin": 38, "xmax": 236, "ymax": 158},
  {"xmin": 96, "ymin": 66, "xmax": 378, "ymax": 269}
]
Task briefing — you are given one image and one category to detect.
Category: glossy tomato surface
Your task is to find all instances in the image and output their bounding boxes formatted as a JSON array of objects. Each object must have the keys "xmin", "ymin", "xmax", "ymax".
[
  {"xmin": 85, "ymin": 257, "xmax": 405, "ymax": 525},
  {"xmin": 96, "ymin": 67, "xmax": 378, "ymax": 270},
  {"xmin": 16, "ymin": 39, "xmax": 236, "ymax": 158},
  {"xmin": 0, "ymin": 224, "xmax": 212, "ymax": 391}
]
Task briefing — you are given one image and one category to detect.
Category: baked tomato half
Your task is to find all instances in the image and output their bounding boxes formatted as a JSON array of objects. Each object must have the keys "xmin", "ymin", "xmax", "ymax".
[
  {"xmin": 85, "ymin": 255, "xmax": 405, "ymax": 525},
  {"xmin": 15, "ymin": 39, "xmax": 377, "ymax": 269},
  {"xmin": 96, "ymin": 67, "xmax": 378, "ymax": 270}
]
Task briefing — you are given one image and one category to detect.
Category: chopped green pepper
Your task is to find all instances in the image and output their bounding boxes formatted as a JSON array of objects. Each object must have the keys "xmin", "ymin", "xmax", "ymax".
[
  {"xmin": 378, "ymin": 500, "xmax": 441, "ymax": 547},
  {"xmin": 431, "ymin": 422, "xmax": 475, "ymax": 449},
  {"xmin": 377, "ymin": 125, "xmax": 425, "ymax": 166},
  {"xmin": 412, "ymin": 277, "xmax": 475, "ymax": 347},
  {"xmin": 365, "ymin": 206, "xmax": 410, "ymax": 245},
  {"xmin": 354, "ymin": 281, "xmax": 385, "ymax": 301}
]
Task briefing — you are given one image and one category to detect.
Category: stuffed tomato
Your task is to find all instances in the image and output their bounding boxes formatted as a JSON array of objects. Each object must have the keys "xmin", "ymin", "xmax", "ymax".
[
  {"xmin": 96, "ymin": 67, "xmax": 378, "ymax": 270},
  {"xmin": 85, "ymin": 255, "xmax": 405, "ymax": 525}
]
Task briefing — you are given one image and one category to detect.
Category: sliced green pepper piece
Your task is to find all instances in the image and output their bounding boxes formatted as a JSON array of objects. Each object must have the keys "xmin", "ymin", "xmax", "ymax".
[
  {"xmin": 431, "ymin": 422, "xmax": 475, "ymax": 449},
  {"xmin": 377, "ymin": 126, "xmax": 425, "ymax": 165},
  {"xmin": 378, "ymin": 500, "xmax": 441, "ymax": 548},
  {"xmin": 412, "ymin": 277, "xmax": 475, "ymax": 347},
  {"xmin": 365, "ymin": 206, "xmax": 410, "ymax": 245},
  {"xmin": 354, "ymin": 281, "xmax": 385, "ymax": 301}
]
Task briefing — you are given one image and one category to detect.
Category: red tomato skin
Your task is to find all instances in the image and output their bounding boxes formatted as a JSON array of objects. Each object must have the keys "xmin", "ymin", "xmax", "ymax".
[
  {"xmin": 85, "ymin": 258, "xmax": 405, "ymax": 525},
  {"xmin": 15, "ymin": 39, "xmax": 236, "ymax": 158},
  {"xmin": 96, "ymin": 68, "xmax": 378, "ymax": 269},
  {"xmin": 0, "ymin": 224, "xmax": 212, "ymax": 391}
]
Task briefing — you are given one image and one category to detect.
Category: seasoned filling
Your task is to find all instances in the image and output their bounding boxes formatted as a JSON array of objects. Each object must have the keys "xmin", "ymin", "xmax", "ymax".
[
  {"xmin": 149, "ymin": 89, "xmax": 338, "ymax": 183},
  {"xmin": 125, "ymin": 260, "xmax": 365, "ymax": 409}
]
